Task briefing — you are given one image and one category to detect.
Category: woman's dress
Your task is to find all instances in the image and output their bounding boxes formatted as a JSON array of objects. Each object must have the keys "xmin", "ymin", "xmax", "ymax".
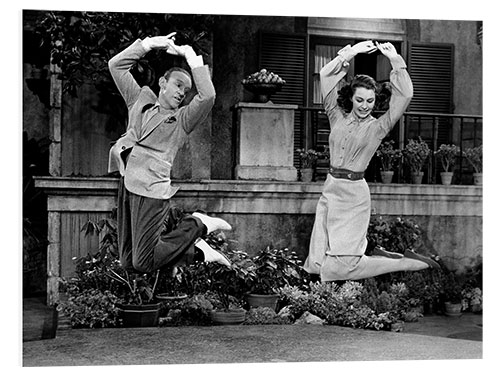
[{"xmin": 303, "ymin": 45, "xmax": 413, "ymax": 281}]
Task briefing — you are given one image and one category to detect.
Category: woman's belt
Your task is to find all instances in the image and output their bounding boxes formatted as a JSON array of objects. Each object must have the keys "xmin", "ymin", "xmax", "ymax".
[{"xmin": 329, "ymin": 167, "xmax": 364, "ymax": 181}]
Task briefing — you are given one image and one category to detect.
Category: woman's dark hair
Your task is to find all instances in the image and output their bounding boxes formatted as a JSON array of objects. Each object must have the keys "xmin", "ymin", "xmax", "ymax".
[{"xmin": 337, "ymin": 74, "xmax": 392, "ymax": 114}]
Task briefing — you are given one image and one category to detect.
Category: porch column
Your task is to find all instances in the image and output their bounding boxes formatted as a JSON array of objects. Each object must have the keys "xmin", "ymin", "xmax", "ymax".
[{"xmin": 233, "ymin": 102, "xmax": 298, "ymax": 181}]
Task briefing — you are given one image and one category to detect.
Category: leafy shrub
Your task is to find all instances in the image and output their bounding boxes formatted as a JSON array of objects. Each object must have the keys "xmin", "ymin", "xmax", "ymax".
[
  {"xmin": 159, "ymin": 294, "xmax": 214, "ymax": 326},
  {"xmin": 57, "ymin": 286, "xmax": 121, "ymax": 328},
  {"xmin": 366, "ymin": 216, "xmax": 424, "ymax": 255},
  {"xmin": 243, "ymin": 307, "xmax": 290, "ymax": 325},
  {"xmin": 279, "ymin": 281, "xmax": 401, "ymax": 331},
  {"xmin": 250, "ymin": 246, "xmax": 304, "ymax": 294}
]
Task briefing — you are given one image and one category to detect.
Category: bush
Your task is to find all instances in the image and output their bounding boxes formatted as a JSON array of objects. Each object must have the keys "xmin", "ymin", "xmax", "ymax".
[
  {"xmin": 367, "ymin": 216, "xmax": 424, "ymax": 255},
  {"xmin": 243, "ymin": 307, "xmax": 290, "ymax": 325},
  {"xmin": 159, "ymin": 294, "xmax": 214, "ymax": 326},
  {"xmin": 57, "ymin": 286, "xmax": 122, "ymax": 328},
  {"xmin": 279, "ymin": 281, "xmax": 403, "ymax": 331},
  {"xmin": 250, "ymin": 246, "xmax": 304, "ymax": 294}
]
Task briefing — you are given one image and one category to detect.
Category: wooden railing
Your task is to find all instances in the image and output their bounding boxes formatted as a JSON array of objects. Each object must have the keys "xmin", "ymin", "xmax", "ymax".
[{"xmin": 295, "ymin": 107, "xmax": 483, "ymax": 185}]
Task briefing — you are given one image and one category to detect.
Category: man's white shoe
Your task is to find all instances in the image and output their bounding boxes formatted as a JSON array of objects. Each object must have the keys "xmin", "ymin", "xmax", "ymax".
[
  {"xmin": 195, "ymin": 238, "xmax": 231, "ymax": 267},
  {"xmin": 192, "ymin": 212, "xmax": 232, "ymax": 234}
]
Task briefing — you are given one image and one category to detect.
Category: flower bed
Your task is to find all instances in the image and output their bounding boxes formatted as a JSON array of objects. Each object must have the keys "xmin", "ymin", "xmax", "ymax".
[{"xmin": 57, "ymin": 211, "xmax": 482, "ymax": 331}]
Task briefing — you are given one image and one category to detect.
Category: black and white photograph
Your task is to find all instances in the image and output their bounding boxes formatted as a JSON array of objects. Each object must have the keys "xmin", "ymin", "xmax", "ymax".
[{"xmin": 12, "ymin": 1, "xmax": 497, "ymax": 373}]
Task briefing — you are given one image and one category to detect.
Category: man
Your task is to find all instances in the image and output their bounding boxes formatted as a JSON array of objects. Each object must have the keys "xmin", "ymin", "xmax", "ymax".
[{"xmin": 108, "ymin": 32, "xmax": 230, "ymax": 274}]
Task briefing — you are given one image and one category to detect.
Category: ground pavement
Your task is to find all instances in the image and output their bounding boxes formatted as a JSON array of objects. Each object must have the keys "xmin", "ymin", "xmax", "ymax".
[{"xmin": 20, "ymin": 296, "xmax": 486, "ymax": 370}]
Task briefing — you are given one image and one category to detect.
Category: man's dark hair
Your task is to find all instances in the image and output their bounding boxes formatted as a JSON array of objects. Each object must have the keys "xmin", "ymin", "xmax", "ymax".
[{"xmin": 163, "ymin": 67, "xmax": 191, "ymax": 81}]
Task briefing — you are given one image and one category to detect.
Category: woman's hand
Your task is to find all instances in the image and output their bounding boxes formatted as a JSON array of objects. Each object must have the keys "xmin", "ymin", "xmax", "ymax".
[
  {"xmin": 352, "ymin": 40, "xmax": 377, "ymax": 55},
  {"xmin": 376, "ymin": 42, "xmax": 398, "ymax": 60}
]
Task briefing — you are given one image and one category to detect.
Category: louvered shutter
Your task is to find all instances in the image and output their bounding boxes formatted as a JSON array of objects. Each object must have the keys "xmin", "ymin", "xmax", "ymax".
[
  {"xmin": 407, "ymin": 43, "xmax": 454, "ymax": 145},
  {"xmin": 407, "ymin": 42, "xmax": 454, "ymax": 180},
  {"xmin": 259, "ymin": 32, "xmax": 307, "ymax": 167}
]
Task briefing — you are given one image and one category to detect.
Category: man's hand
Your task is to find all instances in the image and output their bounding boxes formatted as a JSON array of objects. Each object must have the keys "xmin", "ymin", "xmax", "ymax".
[
  {"xmin": 142, "ymin": 32, "xmax": 177, "ymax": 51},
  {"xmin": 166, "ymin": 44, "xmax": 197, "ymax": 61},
  {"xmin": 142, "ymin": 32, "xmax": 196, "ymax": 61}
]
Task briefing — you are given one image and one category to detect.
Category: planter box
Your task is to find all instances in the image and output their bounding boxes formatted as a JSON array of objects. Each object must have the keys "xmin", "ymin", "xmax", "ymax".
[
  {"xmin": 210, "ymin": 309, "xmax": 246, "ymax": 325},
  {"xmin": 117, "ymin": 303, "xmax": 161, "ymax": 327},
  {"xmin": 247, "ymin": 293, "xmax": 279, "ymax": 311}
]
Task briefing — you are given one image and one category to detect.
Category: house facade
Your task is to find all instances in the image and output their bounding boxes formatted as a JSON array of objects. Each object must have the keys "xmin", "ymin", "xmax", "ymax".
[{"xmin": 23, "ymin": 12, "xmax": 483, "ymax": 304}]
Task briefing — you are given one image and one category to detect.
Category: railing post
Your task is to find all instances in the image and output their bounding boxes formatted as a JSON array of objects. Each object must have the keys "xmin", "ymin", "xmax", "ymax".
[
  {"xmin": 459, "ymin": 117, "xmax": 464, "ymax": 184},
  {"xmin": 431, "ymin": 116, "xmax": 439, "ymax": 184}
]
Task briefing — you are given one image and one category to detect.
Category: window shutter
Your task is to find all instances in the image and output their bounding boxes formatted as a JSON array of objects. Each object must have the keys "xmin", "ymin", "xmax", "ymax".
[
  {"xmin": 407, "ymin": 42, "xmax": 455, "ymax": 180},
  {"xmin": 408, "ymin": 42, "xmax": 454, "ymax": 113},
  {"xmin": 259, "ymin": 32, "xmax": 307, "ymax": 166},
  {"xmin": 407, "ymin": 42, "xmax": 454, "ymax": 147}
]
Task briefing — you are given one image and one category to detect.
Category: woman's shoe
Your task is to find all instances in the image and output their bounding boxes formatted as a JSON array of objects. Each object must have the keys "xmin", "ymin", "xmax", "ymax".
[
  {"xmin": 404, "ymin": 249, "xmax": 441, "ymax": 269},
  {"xmin": 371, "ymin": 245, "xmax": 404, "ymax": 259}
]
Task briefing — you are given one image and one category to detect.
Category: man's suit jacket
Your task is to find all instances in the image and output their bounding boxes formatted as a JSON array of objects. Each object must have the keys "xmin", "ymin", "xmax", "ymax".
[{"xmin": 108, "ymin": 39, "xmax": 216, "ymax": 200}]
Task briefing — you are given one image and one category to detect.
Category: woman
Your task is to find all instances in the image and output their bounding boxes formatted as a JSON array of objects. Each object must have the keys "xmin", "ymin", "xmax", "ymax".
[{"xmin": 303, "ymin": 40, "xmax": 439, "ymax": 281}]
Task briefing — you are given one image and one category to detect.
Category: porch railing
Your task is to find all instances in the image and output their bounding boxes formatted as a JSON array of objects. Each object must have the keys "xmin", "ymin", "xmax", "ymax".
[{"xmin": 295, "ymin": 107, "xmax": 482, "ymax": 185}]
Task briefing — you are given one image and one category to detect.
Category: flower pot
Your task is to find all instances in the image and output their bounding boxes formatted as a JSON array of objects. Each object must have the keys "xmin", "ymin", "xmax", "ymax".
[
  {"xmin": 380, "ymin": 170, "xmax": 394, "ymax": 184},
  {"xmin": 300, "ymin": 168, "xmax": 314, "ymax": 182},
  {"xmin": 440, "ymin": 171, "xmax": 453, "ymax": 185},
  {"xmin": 247, "ymin": 293, "xmax": 279, "ymax": 311},
  {"xmin": 411, "ymin": 171, "xmax": 424, "ymax": 184},
  {"xmin": 470, "ymin": 303, "xmax": 482, "ymax": 314},
  {"xmin": 243, "ymin": 82, "xmax": 282, "ymax": 103},
  {"xmin": 117, "ymin": 303, "xmax": 161, "ymax": 327},
  {"xmin": 156, "ymin": 293, "xmax": 188, "ymax": 301},
  {"xmin": 473, "ymin": 172, "xmax": 482, "ymax": 186},
  {"xmin": 210, "ymin": 308, "xmax": 246, "ymax": 325},
  {"xmin": 444, "ymin": 301, "xmax": 462, "ymax": 317}
]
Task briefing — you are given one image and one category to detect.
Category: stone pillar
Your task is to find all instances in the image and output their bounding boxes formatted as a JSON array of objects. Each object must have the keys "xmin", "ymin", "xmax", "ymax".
[{"xmin": 233, "ymin": 102, "xmax": 298, "ymax": 181}]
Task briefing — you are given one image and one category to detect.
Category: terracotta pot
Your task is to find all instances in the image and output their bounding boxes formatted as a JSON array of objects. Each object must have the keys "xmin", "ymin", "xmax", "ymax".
[
  {"xmin": 444, "ymin": 301, "xmax": 462, "ymax": 317},
  {"xmin": 473, "ymin": 173, "xmax": 482, "ymax": 186},
  {"xmin": 300, "ymin": 168, "xmax": 314, "ymax": 182},
  {"xmin": 247, "ymin": 293, "xmax": 279, "ymax": 311},
  {"xmin": 210, "ymin": 308, "xmax": 246, "ymax": 325},
  {"xmin": 411, "ymin": 171, "xmax": 424, "ymax": 184},
  {"xmin": 440, "ymin": 171, "xmax": 453, "ymax": 185},
  {"xmin": 117, "ymin": 303, "xmax": 161, "ymax": 327},
  {"xmin": 380, "ymin": 171, "xmax": 394, "ymax": 184}
]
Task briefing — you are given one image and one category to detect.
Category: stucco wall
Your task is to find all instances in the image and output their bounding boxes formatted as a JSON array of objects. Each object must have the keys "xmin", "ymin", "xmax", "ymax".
[{"xmin": 412, "ymin": 19, "xmax": 482, "ymax": 115}]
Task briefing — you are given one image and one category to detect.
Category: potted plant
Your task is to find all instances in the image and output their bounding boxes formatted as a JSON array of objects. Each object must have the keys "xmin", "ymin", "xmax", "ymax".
[
  {"xmin": 200, "ymin": 242, "xmax": 256, "ymax": 324},
  {"xmin": 241, "ymin": 68, "xmax": 286, "ymax": 103},
  {"xmin": 80, "ymin": 217, "xmax": 164, "ymax": 327},
  {"xmin": 106, "ymin": 270, "xmax": 163, "ymax": 327},
  {"xmin": 375, "ymin": 140, "xmax": 402, "ymax": 184},
  {"xmin": 247, "ymin": 247, "xmax": 303, "ymax": 312},
  {"xmin": 434, "ymin": 144, "xmax": 460, "ymax": 185},
  {"xmin": 296, "ymin": 148, "xmax": 319, "ymax": 182},
  {"xmin": 441, "ymin": 272, "xmax": 463, "ymax": 317},
  {"xmin": 403, "ymin": 137, "xmax": 431, "ymax": 184},
  {"xmin": 462, "ymin": 286, "xmax": 482, "ymax": 313},
  {"xmin": 464, "ymin": 145, "xmax": 482, "ymax": 185}
]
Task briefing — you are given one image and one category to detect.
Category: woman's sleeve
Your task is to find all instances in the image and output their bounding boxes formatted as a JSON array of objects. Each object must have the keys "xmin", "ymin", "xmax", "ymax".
[
  {"xmin": 320, "ymin": 45, "xmax": 356, "ymax": 118},
  {"xmin": 375, "ymin": 56, "xmax": 414, "ymax": 139}
]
